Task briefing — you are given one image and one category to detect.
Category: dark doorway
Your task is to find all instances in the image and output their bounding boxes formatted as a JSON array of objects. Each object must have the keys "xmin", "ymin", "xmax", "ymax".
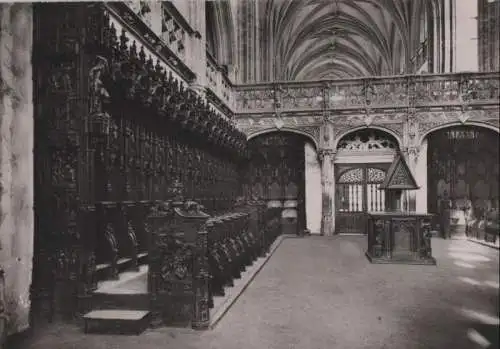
[
  {"xmin": 427, "ymin": 126, "xmax": 499, "ymax": 237},
  {"xmin": 243, "ymin": 132, "xmax": 309, "ymax": 235}
]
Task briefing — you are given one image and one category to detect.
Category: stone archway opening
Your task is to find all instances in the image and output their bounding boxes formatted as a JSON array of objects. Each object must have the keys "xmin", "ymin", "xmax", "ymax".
[
  {"xmin": 334, "ymin": 128, "xmax": 400, "ymax": 234},
  {"xmin": 243, "ymin": 131, "xmax": 320, "ymax": 235},
  {"xmin": 426, "ymin": 125, "xmax": 499, "ymax": 240}
]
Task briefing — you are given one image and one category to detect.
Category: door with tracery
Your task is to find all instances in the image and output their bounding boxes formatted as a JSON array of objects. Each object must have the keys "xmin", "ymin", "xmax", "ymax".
[
  {"xmin": 335, "ymin": 164, "xmax": 388, "ymax": 234},
  {"xmin": 334, "ymin": 129, "xmax": 398, "ymax": 234}
]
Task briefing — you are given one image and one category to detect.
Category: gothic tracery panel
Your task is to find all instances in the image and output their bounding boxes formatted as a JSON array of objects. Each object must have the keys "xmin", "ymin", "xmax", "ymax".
[{"xmin": 427, "ymin": 126, "xmax": 499, "ymax": 225}]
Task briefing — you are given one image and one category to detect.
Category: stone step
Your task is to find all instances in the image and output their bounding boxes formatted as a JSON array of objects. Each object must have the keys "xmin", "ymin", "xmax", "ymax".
[{"xmin": 83, "ymin": 310, "xmax": 150, "ymax": 335}]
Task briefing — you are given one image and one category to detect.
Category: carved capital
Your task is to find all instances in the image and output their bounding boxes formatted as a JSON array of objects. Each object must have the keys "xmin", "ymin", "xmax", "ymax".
[
  {"xmin": 317, "ymin": 148, "xmax": 336, "ymax": 162},
  {"xmin": 403, "ymin": 146, "xmax": 421, "ymax": 159}
]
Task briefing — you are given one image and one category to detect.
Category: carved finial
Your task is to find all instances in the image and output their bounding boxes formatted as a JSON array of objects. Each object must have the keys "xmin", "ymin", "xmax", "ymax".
[
  {"xmin": 146, "ymin": 55, "xmax": 154, "ymax": 72},
  {"xmin": 155, "ymin": 59, "xmax": 163, "ymax": 76},
  {"xmin": 139, "ymin": 46, "xmax": 146, "ymax": 64},
  {"xmin": 129, "ymin": 41, "xmax": 138, "ymax": 60},
  {"xmin": 119, "ymin": 29, "xmax": 128, "ymax": 52},
  {"xmin": 109, "ymin": 23, "xmax": 117, "ymax": 48}
]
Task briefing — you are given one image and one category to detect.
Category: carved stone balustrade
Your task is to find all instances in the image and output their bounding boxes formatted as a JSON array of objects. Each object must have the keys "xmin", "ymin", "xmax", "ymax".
[
  {"xmin": 234, "ymin": 72, "xmax": 500, "ymax": 146},
  {"xmin": 235, "ymin": 73, "xmax": 499, "ymax": 115},
  {"xmin": 205, "ymin": 51, "xmax": 235, "ymax": 114}
]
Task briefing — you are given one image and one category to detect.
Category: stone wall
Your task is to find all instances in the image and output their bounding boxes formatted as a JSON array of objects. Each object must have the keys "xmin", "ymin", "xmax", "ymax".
[{"xmin": 0, "ymin": 3, "xmax": 34, "ymax": 335}]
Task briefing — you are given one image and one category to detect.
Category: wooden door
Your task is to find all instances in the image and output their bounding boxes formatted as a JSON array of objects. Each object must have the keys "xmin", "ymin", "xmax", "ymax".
[{"xmin": 335, "ymin": 164, "xmax": 388, "ymax": 234}]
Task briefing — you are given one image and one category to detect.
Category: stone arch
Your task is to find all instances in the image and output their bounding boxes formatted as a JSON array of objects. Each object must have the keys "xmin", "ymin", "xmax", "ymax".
[
  {"xmin": 248, "ymin": 127, "xmax": 319, "ymax": 150},
  {"xmin": 419, "ymin": 121, "xmax": 500, "ymax": 145},
  {"xmin": 333, "ymin": 126, "xmax": 402, "ymax": 151}
]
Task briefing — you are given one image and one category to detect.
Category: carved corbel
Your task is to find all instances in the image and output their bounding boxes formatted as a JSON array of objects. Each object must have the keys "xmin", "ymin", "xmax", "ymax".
[{"xmin": 403, "ymin": 146, "xmax": 421, "ymax": 159}]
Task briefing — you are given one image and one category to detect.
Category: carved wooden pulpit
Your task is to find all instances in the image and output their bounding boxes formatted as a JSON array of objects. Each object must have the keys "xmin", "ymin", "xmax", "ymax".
[{"xmin": 365, "ymin": 153, "xmax": 436, "ymax": 265}]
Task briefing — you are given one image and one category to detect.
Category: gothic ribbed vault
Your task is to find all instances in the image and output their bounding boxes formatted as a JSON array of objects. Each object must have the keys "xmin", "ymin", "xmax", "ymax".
[{"xmin": 207, "ymin": 0, "xmax": 441, "ymax": 82}]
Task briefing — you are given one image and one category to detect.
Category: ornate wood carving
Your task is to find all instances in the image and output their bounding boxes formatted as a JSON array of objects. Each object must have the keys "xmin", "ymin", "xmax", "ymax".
[
  {"xmin": 427, "ymin": 126, "xmax": 499, "ymax": 229},
  {"xmin": 32, "ymin": 3, "xmax": 249, "ymax": 323}
]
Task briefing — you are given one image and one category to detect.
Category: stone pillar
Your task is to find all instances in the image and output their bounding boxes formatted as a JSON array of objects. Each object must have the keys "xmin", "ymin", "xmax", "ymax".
[
  {"xmin": 454, "ymin": 0, "xmax": 479, "ymax": 72},
  {"xmin": 189, "ymin": 2, "xmax": 207, "ymax": 97},
  {"xmin": 318, "ymin": 149, "xmax": 336, "ymax": 236},
  {"xmin": 304, "ymin": 143, "xmax": 321, "ymax": 234},
  {"xmin": 401, "ymin": 147, "xmax": 421, "ymax": 212},
  {"xmin": 415, "ymin": 140, "xmax": 428, "ymax": 213},
  {"xmin": 443, "ymin": 0, "xmax": 453, "ymax": 72},
  {"xmin": 0, "ymin": 3, "xmax": 34, "ymax": 336}
]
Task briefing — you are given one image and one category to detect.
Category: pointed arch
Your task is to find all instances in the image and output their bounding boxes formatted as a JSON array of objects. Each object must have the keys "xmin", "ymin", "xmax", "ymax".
[
  {"xmin": 333, "ymin": 126, "xmax": 403, "ymax": 150},
  {"xmin": 248, "ymin": 127, "xmax": 319, "ymax": 150},
  {"xmin": 419, "ymin": 121, "xmax": 500, "ymax": 145}
]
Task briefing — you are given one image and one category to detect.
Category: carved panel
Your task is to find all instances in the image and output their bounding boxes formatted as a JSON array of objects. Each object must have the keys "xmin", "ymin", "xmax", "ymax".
[
  {"xmin": 236, "ymin": 88, "xmax": 275, "ymax": 111},
  {"xmin": 280, "ymin": 86, "xmax": 323, "ymax": 110},
  {"xmin": 338, "ymin": 168, "xmax": 364, "ymax": 183},
  {"xmin": 368, "ymin": 168, "xmax": 386, "ymax": 183}
]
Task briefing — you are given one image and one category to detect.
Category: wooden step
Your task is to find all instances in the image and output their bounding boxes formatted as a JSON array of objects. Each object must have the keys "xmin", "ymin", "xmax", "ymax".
[
  {"xmin": 83, "ymin": 310, "xmax": 150, "ymax": 335},
  {"xmin": 95, "ymin": 252, "xmax": 148, "ymax": 282},
  {"xmin": 91, "ymin": 292, "xmax": 149, "ymax": 311}
]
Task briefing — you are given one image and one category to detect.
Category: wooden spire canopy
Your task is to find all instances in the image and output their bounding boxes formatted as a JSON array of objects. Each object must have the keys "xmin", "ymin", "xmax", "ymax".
[{"xmin": 379, "ymin": 153, "xmax": 419, "ymax": 191}]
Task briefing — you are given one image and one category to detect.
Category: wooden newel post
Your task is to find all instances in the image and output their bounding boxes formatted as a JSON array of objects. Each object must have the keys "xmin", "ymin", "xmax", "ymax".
[{"xmin": 147, "ymin": 181, "xmax": 211, "ymax": 328}]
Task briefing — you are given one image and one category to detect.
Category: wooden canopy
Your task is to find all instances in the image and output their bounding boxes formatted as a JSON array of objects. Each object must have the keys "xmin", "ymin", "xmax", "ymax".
[{"xmin": 379, "ymin": 153, "xmax": 419, "ymax": 190}]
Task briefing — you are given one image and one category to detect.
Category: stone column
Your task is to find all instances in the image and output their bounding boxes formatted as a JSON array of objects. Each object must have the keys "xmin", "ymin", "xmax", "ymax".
[
  {"xmin": 318, "ymin": 149, "xmax": 336, "ymax": 236},
  {"xmin": 189, "ymin": 2, "xmax": 207, "ymax": 97},
  {"xmin": 401, "ymin": 147, "xmax": 420, "ymax": 212},
  {"xmin": 443, "ymin": 0, "xmax": 453, "ymax": 72},
  {"xmin": 0, "ymin": 3, "xmax": 34, "ymax": 336},
  {"xmin": 454, "ymin": 0, "xmax": 479, "ymax": 72},
  {"xmin": 415, "ymin": 140, "xmax": 428, "ymax": 213}
]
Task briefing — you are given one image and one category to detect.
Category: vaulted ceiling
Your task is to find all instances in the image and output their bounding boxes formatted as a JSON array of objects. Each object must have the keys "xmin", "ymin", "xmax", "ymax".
[{"xmin": 206, "ymin": 0, "xmax": 439, "ymax": 82}]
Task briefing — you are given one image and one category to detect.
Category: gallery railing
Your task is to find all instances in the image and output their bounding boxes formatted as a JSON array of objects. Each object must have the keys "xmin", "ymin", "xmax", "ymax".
[{"xmin": 234, "ymin": 72, "xmax": 500, "ymax": 114}]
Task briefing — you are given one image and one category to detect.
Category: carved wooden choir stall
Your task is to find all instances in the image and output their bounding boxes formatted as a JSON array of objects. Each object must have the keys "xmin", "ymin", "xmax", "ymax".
[
  {"xmin": 365, "ymin": 154, "xmax": 436, "ymax": 265},
  {"xmin": 32, "ymin": 4, "xmax": 283, "ymax": 335}
]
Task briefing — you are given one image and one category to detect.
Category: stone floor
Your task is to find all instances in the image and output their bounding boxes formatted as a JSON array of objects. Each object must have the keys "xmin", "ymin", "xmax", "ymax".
[{"xmin": 14, "ymin": 236, "xmax": 500, "ymax": 349}]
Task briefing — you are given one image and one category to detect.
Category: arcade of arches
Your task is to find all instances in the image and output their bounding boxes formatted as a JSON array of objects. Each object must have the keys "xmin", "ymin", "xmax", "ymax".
[{"xmin": 0, "ymin": 2, "xmax": 499, "ymax": 349}]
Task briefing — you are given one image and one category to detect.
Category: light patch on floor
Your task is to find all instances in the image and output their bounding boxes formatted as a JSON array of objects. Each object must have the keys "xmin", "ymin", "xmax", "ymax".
[
  {"xmin": 483, "ymin": 280, "xmax": 500, "ymax": 289},
  {"xmin": 454, "ymin": 261, "xmax": 476, "ymax": 269},
  {"xmin": 448, "ymin": 252, "xmax": 491, "ymax": 262},
  {"xmin": 467, "ymin": 328, "xmax": 491, "ymax": 348},
  {"xmin": 448, "ymin": 246, "xmax": 486, "ymax": 253},
  {"xmin": 458, "ymin": 276, "xmax": 482, "ymax": 286},
  {"xmin": 459, "ymin": 308, "xmax": 500, "ymax": 325}
]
